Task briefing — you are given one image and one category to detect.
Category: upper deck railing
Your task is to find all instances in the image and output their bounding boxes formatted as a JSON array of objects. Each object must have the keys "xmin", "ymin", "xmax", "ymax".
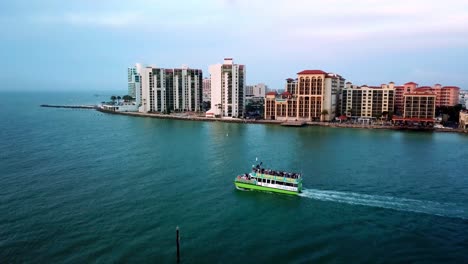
[{"xmin": 251, "ymin": 172, "xmax": 301, "ymax": 184}]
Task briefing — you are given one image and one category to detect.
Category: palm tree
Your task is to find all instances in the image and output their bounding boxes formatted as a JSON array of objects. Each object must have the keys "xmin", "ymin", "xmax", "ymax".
[
  {"xmin": 122, "ymin": 95, "xmax": 133, "ymax": 102},
  {"xmin": 110, "ymin": 95, "xmax": 116, "ymax": 105},
  {"xmin": 321, "ymin": 109, "xmax": 329, "ymax": 122},
  {"xmin": 116, "ymin": 96, "xmax": 121, "ymax": 104}
]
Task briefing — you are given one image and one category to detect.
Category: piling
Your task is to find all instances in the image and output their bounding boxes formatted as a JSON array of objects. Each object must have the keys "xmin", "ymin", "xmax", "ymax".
[{"xmin": 176, "ymin": 226, "xmax": 180, "ymax": 263}]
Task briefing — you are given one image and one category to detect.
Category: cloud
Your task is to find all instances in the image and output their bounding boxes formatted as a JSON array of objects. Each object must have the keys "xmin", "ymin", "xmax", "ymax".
[
  {"xmin": 65, "ymin": 12, "xmax": 140, "ymax": 27},
  {"xmin": 36, "ymin": 12, "xmax": 142, "ymax": 28},
  {"xmin": 27, "ymin": 0, "xmax": 468, "ymax": 52}
]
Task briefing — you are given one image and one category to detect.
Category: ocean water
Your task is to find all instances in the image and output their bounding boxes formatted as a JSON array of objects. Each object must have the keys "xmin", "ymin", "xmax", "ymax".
[{"xmin": 1, "ymin": 91, "xmax": 468, "ymax": 263}]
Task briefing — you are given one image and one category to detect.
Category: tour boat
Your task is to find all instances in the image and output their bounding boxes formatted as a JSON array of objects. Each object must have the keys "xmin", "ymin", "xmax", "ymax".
[{"xmin": 234, "ymin": 162, "xmax": 302, "ymax": 195}]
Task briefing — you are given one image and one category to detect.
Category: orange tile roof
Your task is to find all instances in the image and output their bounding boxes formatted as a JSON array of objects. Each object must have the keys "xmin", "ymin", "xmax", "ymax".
[{"xmin": 297, "ymin": 70, "xmax": 327, "ymax": 75}]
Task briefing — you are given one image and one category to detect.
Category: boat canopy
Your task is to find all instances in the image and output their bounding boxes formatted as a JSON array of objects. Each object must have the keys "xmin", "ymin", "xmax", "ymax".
[{"xmin": 251, "ymin": 163, "xmax": 301, "ymax": 179}]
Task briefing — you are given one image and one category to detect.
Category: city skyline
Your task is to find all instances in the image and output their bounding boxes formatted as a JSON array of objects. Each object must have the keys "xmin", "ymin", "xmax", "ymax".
[{"xmin": 2, "ymin": 0, "xmax": 468, "ymax": 91}]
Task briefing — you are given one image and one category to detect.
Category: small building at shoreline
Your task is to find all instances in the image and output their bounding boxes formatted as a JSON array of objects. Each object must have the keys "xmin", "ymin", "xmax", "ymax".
[
  {"xmin": 460, "ymin": 110, "xmax": 468, "ymax": 129},
  {"xmin": 101, "ymin": 102, "xmax": 139, "ymax": 112}
]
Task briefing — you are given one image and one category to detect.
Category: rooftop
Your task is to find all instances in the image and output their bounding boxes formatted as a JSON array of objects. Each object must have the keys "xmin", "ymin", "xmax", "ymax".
[{"xmin": 297, "ymin": 70, "xmax": 327, "ymax": 75}]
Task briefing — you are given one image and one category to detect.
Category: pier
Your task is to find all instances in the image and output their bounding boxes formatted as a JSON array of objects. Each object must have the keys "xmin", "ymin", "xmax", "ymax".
[{"xmin": 40, "ymin": 104, "xmax": 97, "ymax": 109}]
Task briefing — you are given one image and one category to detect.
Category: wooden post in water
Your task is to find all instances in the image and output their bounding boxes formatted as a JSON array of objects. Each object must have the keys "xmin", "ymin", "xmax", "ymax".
[{"xmin": 176, "ymin": 226, "xmax": 180, "ymax": 263}]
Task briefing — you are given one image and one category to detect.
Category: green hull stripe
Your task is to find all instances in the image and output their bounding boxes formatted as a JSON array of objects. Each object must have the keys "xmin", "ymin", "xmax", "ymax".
[{"xmin": 234, "ymin": 182, "xmax": 299, "ymax": 195}]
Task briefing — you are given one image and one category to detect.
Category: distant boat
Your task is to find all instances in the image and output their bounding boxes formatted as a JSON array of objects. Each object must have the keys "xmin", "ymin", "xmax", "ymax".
[{"xmin": 234, "ymin": 162, "xmax": 302, "ymax": 195}]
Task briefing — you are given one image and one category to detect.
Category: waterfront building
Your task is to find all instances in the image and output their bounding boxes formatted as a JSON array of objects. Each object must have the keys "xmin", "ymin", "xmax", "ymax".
[
  {"xmin": 206, "ymin": 58, "xmax": 246, "ymax": 118},
  {"xmin": 246, "ymin": 83, "xmax": 267, "ymax": 98},
  {"xmin": 285, "ymin": 78, "xmax": 297, "ymax": 95},
  {"xmin": 264, "ymin": 70, "xmax": 344, "ymax": 121},
  {"xmin": 403, "ymin": 92, "xmax": 436, "ymax": 119},
  {"xmin": 394, "ymin": 82, "xmax": 416, "ymax": 114},
  {"xmin": 394, "ymin": 82, "xmax": 460, "ymax": 113},
  {"xmin": 459, "ymin": 90, "xmax": 468, "ymax": 107},
  {"xmin": 340, "ymin": 82, "xmax": 395, "ymax": 119},
  {"xmin": 128, "ymin": 63, "xmax": 143, "ymax": 104},
  {"xmin": 138, "ymin": 65, "xmax": 203, "ymax": 113},
  {"xmin": 414, "ymin": 85, "xmax": 460, "ymax": 107},
  {"xmin": 264, "ymin": 91, "xmax": 278, "ymax": 120},
  {"xmin": 102, "ymin": 102, "xmax": 139, "ymax": 112},
  {"xmin": 246, "ymin": 85, "xmax": 253, "ymax": 97},
  {"xmin": 460, "ymin": 110, "xmax": 468, "ymax": 129},
  {"xmin": 392, "ymin": 91, "xmax": 436, "ymax": 126},
  {"xmin": 202, "ymin": 78, "xmax": 211, "ymax": 102}
]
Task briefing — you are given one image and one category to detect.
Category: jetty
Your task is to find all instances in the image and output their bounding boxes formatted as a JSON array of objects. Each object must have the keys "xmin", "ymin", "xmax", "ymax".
[{"xmin": 40, "ymin": 104, "xmax": 97, "ymax": 109}]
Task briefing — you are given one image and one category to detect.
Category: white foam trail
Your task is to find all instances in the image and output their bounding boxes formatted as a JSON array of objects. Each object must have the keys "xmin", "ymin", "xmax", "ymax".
[{"xmin": 300, "ymin": 189, "xmax": 467, "ymax": 219}]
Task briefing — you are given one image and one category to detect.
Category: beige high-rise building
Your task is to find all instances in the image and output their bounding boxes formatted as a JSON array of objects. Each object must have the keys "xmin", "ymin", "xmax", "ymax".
[
  {"xmin": 403, "ymin": 92, "xmax": 436, "ymax": 120},
  {"xmin": 264, "ymin": 70, "xmax": 344, "ymax": 121},
  {"xmin": 341, "ymin": 82, "xmax": 395, "ymax": 118}
]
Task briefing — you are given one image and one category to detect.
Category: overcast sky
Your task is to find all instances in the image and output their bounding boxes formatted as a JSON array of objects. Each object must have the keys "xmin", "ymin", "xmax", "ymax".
[{"xmin": 1, "ymin": 0, "xmax": 468, "ymax": 91}]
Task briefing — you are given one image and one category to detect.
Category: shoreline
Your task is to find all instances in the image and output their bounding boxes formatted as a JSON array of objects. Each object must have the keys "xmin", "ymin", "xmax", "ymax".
[{"xmin": 95, "ymin": 108, "xmax": 468, "ymax": 134}]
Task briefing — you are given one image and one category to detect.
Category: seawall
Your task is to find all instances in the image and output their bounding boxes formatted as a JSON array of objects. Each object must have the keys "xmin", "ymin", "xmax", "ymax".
[{"xmin": 95, "ymin": 108, "xmax": 468, "ymax": 134}]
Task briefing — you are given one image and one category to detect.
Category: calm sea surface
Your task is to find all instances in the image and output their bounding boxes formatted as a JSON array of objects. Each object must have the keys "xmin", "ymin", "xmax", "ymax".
[{"xmin": 1, "ymin": 91, "xmax": 467, "ymax": 263}]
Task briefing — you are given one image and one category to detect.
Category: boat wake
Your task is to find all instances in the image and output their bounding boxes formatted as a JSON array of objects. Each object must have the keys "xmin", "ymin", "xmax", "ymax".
[
  {"xmin": 299, "ymin": 189, "xmax": 467, "ymax": 220},
  {"xmin": 235, "ymin": 186, "xmax": 251, "ymax": 191}
]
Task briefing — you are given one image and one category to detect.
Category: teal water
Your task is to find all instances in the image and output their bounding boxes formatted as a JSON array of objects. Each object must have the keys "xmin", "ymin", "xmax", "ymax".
[{"xmin": 1, "ymin": 91, "xmax": 468, "ymax": 263}]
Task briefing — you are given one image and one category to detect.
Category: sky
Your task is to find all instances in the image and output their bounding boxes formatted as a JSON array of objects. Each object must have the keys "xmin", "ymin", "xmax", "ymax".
[{"xmin": 1, "ymin": 0, "xmax": 468, "ymax": 91}]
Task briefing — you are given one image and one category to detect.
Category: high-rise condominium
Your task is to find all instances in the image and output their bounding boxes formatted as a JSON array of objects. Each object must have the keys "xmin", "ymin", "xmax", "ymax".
[
  {"xmin": 135, "ymin": 64, "xmax": 203, "ymax": 113},
  {"xmin": 202, "ymin": 78, "xmax": 211, "ymax": 102},
  {"xmin": 341, "ymin": 82, "xmax": 395, "ymax": 118},
  {"xmin": 206, "ymin": 58, "xmax": 246, "ymax": 118}
]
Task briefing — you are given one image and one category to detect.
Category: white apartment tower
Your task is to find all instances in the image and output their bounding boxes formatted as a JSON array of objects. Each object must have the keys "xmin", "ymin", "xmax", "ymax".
[
  {"xmin": 206, "ymin": 58, "xmax": 246, "ymax": 118},
  {"xmin": 202, "ymin": 78, "xmax": 211, "ymax": 102},
  {"xmin": 246, "ymin": 83, "xmax": 267, "ymax": 98},
  {"xmin": 128, "ymin": 63, "xmax": 143, "ymax": 104},
  {"xmin": 135, "ymin": 64, "xmax": 203, "ymax": 113}
]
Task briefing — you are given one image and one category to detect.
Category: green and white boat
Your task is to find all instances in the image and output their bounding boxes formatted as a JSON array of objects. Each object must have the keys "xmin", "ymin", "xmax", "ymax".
[{"xmin": 234, "ymin": 162, "xmax": 302, "ymax": 195}]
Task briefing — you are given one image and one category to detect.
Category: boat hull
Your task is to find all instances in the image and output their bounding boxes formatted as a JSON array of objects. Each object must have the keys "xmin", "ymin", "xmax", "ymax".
[{"xmin": 234, "ymin": 182, "xmax": 299, "ymax": 195}]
